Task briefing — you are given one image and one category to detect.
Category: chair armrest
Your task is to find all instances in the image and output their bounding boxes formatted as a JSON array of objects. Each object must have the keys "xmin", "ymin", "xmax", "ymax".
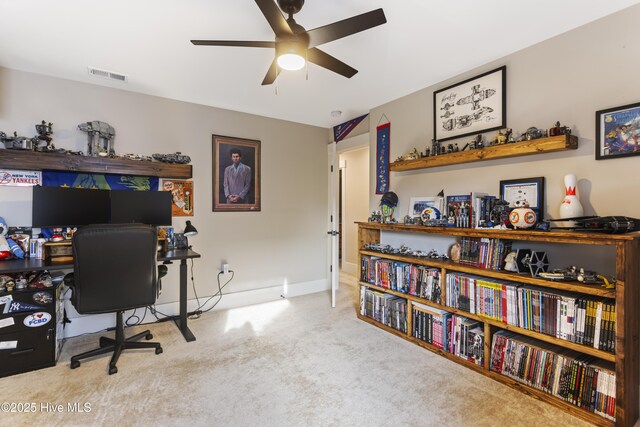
[
  {"xmin": 158, "ymin": 265, "xmax": 168, "ymax": 279},
  {"xmin": 157, "ymin": 265, "xmax": 168, "ymax": 298}
]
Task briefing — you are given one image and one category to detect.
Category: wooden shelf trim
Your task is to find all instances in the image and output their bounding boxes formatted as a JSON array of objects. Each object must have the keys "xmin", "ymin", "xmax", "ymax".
[
  {"xmin": 359, "ymin": 249, "xmax": 616, "ymax": 298},
  {"xmin": 389, "ymin": 134, "xmax": 578, "ymax": 171},
  {"xmin": 359, "ymin": 313, "xmax": 614, "ymax": 427},
  {"xmin": 360, "ymin": 281, "xmax": 616, "ymax": 362},
  {"xmin": 0, "ymin": 149, "xmax": 192, "ymax": 179},
  {"xmin": 357, "ymin": 222, "xmax": 640, "ymax": 244}
]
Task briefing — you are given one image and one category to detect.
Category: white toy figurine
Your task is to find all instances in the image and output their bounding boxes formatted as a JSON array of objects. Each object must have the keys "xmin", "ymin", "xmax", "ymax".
[{"xmin": 504, "ymin": 251, "xmax": 518, "ymax": 272}]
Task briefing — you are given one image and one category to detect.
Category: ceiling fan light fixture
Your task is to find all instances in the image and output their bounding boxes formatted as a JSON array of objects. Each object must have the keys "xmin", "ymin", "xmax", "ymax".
[
  {"xmin": 277, "ymin": 53, "xmax": 305, "ymax": 71},
  {"xmin": 276, "ymin": 40, "xmax": 306, "ymax": 71}
]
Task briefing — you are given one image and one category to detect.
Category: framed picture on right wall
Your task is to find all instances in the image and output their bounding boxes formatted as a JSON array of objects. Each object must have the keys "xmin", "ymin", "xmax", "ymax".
[{"xmin": 595, "ymin": 101, "xmax": 640, "ymax": 160}]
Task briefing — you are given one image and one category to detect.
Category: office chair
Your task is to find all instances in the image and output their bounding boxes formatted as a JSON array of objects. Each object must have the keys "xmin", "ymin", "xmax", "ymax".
[{"xmin": 65, "ymin": 224, "xmax": 167, "ymax": 375}]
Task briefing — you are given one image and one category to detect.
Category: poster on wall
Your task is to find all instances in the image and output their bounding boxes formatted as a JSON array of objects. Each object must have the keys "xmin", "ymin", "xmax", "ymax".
[
  {"xmin": 43, "ymin": 172, "xmax": 158, "ymax": 190},
  {"xmin": 162, "ymin": 179, "xmax": 194, "ymax": 216},
  {"xmin": 595, "ymin": 101, "xmax": 640, "ymax": 160}
]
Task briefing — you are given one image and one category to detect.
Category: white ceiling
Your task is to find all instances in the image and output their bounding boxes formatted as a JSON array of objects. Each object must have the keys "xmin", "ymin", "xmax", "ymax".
[{"xmin": 1, "ymin": 0, "xmax": 639, "ymax": 128}]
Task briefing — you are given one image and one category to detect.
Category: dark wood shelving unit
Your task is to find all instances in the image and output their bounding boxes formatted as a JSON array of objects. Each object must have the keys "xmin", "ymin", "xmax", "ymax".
[{"xmin": 0, "ymin": 149, "xmax": 192, "ymax": 178}]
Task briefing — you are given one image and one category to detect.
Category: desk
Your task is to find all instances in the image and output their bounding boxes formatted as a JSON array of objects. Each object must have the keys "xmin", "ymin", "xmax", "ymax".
[
  {"xmin": 0, "ymin": 248, "xmax": 201, "ymax": 342},
  {"xmin": 158, "ymin": 249, "xmax": 201, "ymax": 342}
]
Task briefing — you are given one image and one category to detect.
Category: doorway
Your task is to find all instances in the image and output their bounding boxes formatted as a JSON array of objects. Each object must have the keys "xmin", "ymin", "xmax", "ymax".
[{"xmin": 337, "ymin": 139, "xmax": 369, "ymax": 277}]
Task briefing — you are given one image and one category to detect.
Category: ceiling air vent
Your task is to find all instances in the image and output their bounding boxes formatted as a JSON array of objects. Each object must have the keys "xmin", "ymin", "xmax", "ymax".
[{"xmin": 87, "ymin": 67, "xmax": 128, "ymax": 83}]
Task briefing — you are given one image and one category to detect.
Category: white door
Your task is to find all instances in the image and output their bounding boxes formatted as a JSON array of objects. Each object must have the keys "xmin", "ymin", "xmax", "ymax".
[{"xmin": 327, "ymin": 142, "xmax": 339, "ymax": 307}]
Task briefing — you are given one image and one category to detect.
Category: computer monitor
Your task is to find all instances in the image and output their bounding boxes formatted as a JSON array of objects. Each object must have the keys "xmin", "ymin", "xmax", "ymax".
[
  {"xmin": 32, "ymin": 186, "xmax": 111, "ymax": 227},
  {"xmin": 110, "ymin": 189, "xmax": 172, "ymax": 226}
]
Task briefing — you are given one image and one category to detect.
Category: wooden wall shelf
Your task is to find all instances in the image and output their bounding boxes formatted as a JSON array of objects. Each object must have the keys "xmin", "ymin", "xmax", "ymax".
[
  {"xmin": 389, "ymin": 134, "xmax": 578, "ymax": 172},
  {"xmin": 0, "ymin": 149, "xmax": 192, "ymax": 179}
]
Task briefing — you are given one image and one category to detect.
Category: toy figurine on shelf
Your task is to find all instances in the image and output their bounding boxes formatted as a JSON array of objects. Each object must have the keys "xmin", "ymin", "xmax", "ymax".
[
  {"xmin": 508, "ymin": 200, "xmax": 537, "ymax": 229},
  {"xmin": 503, "ymin": 251, "xmax": 518, "ymax": 272},
  {"xmin": 525, "ymin": 126, "xmax": 547, "ymax": 141},
  {"xmin": 469, "ymin": 134, "xmax": 484, "ymax": 149},
  {"xmin": 401, "ymin": 148, "xmax": 419, "ymax": 161},
  {"xmin": 368, "ymin": 211, "xmax": 383, "ymax": 223},
  {"xmin": 78, "ymin": 121, "xmax": 116, "ymax": 157},
  {"xmin": 549, "ymin": 121, "xmax": 571, "ymax": 137},
  {"xmin": 431, "ymin": 139, "xmax": 440, "ymax": 156},
  {"xmin": 152, "ymin": 152, "xmax": 191, "ymax": 164},
  {"xmin": 493, "ymin": 128, "xmax": 512, "ymax": 145},
  {"xmin": 379, "ymin": 191, "xmax": 398, "ymax": 224},
  {"xmin": 0, "ymin": 131, "xmax": 35, "ymax": 150},
  {"xmin": 33, "ymin": 120, "xmax": 57, "ymax": 152}
]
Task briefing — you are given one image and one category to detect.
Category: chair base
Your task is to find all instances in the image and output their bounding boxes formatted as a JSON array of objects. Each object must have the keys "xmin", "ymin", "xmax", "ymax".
[{"xmin": 70, "ymin": 311, "xmax": 162, "ymax": 375}]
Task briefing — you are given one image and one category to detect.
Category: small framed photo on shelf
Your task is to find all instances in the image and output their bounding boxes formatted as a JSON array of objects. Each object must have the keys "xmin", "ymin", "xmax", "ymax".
[
  {"xmin": 408, "ymin": 196, "xmax": 444, "ymax": 218},
  {"xmin": 433, "ymin": 65, "xmax": 506, "ymax": 142},
  {"xmin": 595, "ymin": 101, "xmax": 640, "ymax": 160},
  {"xmin": 499, "ymin": 177, "xmax": 545, "ymax": 221}
]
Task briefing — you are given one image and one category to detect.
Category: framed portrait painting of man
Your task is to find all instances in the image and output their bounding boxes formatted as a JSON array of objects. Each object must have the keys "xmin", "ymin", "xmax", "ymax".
[{"xmin": 212, "ymin": 134, "xmax": 261, "ymax": 212}]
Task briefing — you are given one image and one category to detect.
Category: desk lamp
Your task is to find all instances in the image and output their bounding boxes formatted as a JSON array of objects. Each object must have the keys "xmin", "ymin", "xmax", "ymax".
[{"xmin": 183, "ymin": 221, "xmax": 198, "ymax": 237}]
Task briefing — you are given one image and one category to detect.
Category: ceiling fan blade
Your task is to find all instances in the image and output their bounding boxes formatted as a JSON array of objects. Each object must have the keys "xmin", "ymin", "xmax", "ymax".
[
  {"xmin": 306, "ymin": 48, "xmax": 357, "ymax": 78},
  {"xmin": 306, "ymin": 8, "xmax": 386, "ymax": 48},
  {"xmin": 255, "ymin": 0, "xmax": 293, "ymax": 36},
  {"xmin": 261, "ymin": 58, "xmax": 281, "ymax": 85},
  {"xmin": 191, "ymin": 40, "xmax": 275, "ymax": 48}
]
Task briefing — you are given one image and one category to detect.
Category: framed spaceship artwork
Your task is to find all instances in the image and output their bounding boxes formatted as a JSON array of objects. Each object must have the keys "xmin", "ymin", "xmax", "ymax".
[{"xmin": 433, "ymin": 66, "xmax": 506, "ymax": 142}]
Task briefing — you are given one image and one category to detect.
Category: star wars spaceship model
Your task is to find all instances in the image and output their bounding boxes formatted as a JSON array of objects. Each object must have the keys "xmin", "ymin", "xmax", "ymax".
[{"xmin": 547, "ymin": 216, "xmax": 640, "ymax": 234}]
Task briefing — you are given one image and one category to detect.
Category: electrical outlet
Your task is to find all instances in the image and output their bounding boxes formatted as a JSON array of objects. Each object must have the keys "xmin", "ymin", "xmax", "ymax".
[{"xmin": 223, "ymin": 263, "xmax": 229, "ymax": 274}]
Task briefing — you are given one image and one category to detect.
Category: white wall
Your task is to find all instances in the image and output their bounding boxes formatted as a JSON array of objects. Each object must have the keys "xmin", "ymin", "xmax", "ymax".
[
  {"xmin": 0, "ymin": 67, "xmax": 329, "ymax": 335},
  {"xmin": 368, "ymin": 5, "xmax": 640, "ymax": 223}
]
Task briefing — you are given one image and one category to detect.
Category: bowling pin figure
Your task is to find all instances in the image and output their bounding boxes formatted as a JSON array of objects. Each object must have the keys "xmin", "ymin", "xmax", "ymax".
[{"xmin": 559, "ymin": 174, "xmax": 584, "ymax": 224}]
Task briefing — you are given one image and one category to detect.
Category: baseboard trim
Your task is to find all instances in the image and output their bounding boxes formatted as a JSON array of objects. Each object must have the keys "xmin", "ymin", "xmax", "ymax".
[
  {"xmin": 63, "ymin": 278, "xmax": 329, "ymax": 338},
  {"xmin": 342, "ymin": 261, "xmax": 358, "ymax": 276}
]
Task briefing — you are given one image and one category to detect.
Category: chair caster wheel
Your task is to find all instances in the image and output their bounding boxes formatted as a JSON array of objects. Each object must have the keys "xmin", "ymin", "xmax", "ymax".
[
  {"xmin": 109, "ymin": 366, "xmax": 118, "ymax": 375},
  {"xmin": 155, "ymin": 346, "xmax": 163, "ymax": 355},
  {"xmin": 70, "ymin": 360, "xmax": 80, "ymax": 369},
  {"xmin": 145, "ymin": 333, "xmax": 153, "ymax": 340},
  {"xmin": 99, "ymin": 337, "xmax": 110, "ymax": 347}
]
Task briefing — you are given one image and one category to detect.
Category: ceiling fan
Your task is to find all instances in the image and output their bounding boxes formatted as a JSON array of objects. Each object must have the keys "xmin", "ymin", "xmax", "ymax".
[{"xmin": 191, "ymin": 0, "xmax": 387, "ymax": 85}]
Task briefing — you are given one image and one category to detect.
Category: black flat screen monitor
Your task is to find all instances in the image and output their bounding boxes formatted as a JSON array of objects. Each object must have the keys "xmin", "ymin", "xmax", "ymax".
[
  {"xmin": 110, "ymin": 189, "xmax": 172, "ymax": 226},
  {"xmin": 32, "ymin": 186, "xmax": 111, "ymax": 227}
]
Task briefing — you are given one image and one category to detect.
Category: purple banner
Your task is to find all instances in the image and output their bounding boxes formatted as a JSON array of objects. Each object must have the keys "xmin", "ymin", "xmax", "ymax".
[{"xmin": 333, "ymin": 114, "xmax": 368, "ymax": 142}]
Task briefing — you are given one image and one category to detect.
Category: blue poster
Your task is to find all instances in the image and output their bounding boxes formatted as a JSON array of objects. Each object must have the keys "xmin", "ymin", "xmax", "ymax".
[
  {"xmin": 602, "ymin": 106, "xmax": 640, "ymax": 156},
  {"xmin": 43, "ymin": 172, "xmax": 158, "ymax": 191},
  {"xmin": 376, "ymin": 123, "xmax": 390, "ymax": 194}
]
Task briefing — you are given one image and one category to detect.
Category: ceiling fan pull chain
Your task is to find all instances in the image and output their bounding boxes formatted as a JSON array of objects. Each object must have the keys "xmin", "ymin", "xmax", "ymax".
[{"xmin": 305, "ymin": 50, "xmax": 309, "ymax": 81}]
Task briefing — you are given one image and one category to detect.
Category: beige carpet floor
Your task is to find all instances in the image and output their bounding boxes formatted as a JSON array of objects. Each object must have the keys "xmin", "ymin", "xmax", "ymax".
[{"xmin": 1, "ymin": 275, "xmax": 590, "ymax": 427}]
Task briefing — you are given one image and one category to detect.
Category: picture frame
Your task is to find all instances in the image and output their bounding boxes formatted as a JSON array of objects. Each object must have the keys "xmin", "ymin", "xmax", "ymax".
[
  {"xmin": 595, "ymin": 101, "xmax": 640, "ymax": 160},
  {"xmin": 433, "ymin": 65, "xmax": 506, "ymax": 142},
  {"xmin": 408, "ymin": 196, "xmax": 444, "ymax": 218},
  {"xmin": 161, "ymin": 179, "xmax": 193, "ymax": 217},
  {"xmin": 212, "ymin": 134, "xmax": 261, "ymax": 212},
  {"xmin": 499, "ymin": 177, "xmax": 545, "ymax": 221}
]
